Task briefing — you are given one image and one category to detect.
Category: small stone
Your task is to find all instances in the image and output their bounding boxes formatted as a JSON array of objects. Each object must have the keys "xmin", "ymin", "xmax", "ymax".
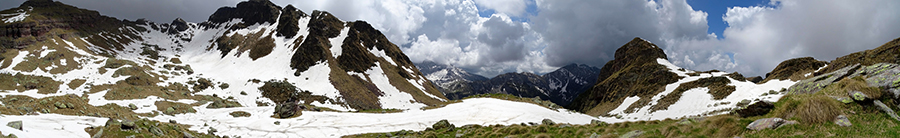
[
  {"xmin": 128, "ymin": 103, "xmax": 138, "ymax": 110},
  {"xmin": 54, "ymin": 102, "xmax": 67, "ymax": 109},
  {"xmin": 591, "ymin": 120, "xmax": 605, "ymax": 126},
  {"xmin": 170, "ymin": 120, "xmax": 178, "ymax": 124},
  {"xmin": 150, "ymin": 126, "xmax": 165, "ymax": 136},
  {"xmin": 207, "ymin": 127, "xmax": 217, "ymax": 134},
  {"xmin": 7, "ymin": 120, "xmax": 22, "ymax": 130},
  {"xmin": 166, "ymin": 107, "xmax": 176, "ymax": 114},
  {"xmin": 274, "ymin": 121, "xmax": 281, "ymax": 125},
  {"xmin": 620, "ymin": 130, "xmax": 644, "ymax": 138},
  {"xmin": 66, "ymin": 103, "xmax": 75, "ymax": 109},
  {"xmin": 183, "ymin": 131, "xmax": 196, "ymax": 138},
  {"xmin": 105, "ymin": 118, "xmax": 120, "ymax": 127},
  {"xmin": 240, "ymin": 91, "xmax": 247, "ymax": 95},
  {"xmin": 834, "ymin": 115, "xmax": 852, "ymax": 127}
]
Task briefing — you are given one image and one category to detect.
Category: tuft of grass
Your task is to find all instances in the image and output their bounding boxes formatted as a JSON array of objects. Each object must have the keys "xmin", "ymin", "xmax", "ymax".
[{"xmin": 771, "ymin": 94, "xmax": 843, "ymax": 124}]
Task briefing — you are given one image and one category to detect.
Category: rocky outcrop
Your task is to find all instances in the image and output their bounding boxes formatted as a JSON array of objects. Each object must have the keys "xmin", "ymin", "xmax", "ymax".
[
  {"xmin": 762, "ymin": 57, "xmax": 827, "ymax": 82},
  {"xmin": 275, "ymin": 5, "xmax": 306, "ymax": 38},
  {"xmin": 569, "ymin": 37, "xmax": 681, "ymax": 115},
  {"xmin": 207, "ymin": 0, "xmax": 281, "ymax": 25},
  {"xmin": 1, "ymin": 0, "xmax": 142, "ymax": 51},
  {"xmin": 166, "ymin": 18, "xmax": 189, "ymax": 34}
]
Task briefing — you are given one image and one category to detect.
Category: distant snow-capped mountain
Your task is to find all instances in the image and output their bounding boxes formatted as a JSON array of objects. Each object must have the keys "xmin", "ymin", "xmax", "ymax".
[{"xmin": 416, "ymin": 62, "xmax": 601, "ymax": 106}]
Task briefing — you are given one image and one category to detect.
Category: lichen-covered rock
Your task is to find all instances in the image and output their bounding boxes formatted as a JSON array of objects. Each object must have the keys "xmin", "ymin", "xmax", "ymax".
[
  {"xmin": 431, "ymin": 119, "xmax": 454, "ymax": 130},
  {"xmin": 121, "ymin": 120, "xmax": 135, "ymax": 129},
  {"xmin": 849, "ymin": 90, "xmax": 871, "ymax": 102},
  {"xmin": 874, "ymin": 100, "xmax": 900, "ymax": 121},
  {"xmin": 128, "ymin": 103, "xmax": 138, "ymax": 110},
  {"xmin": 6, "ymin": 120, "xmax": 22, "ymax": 130},
  {"xmin": 834, "ymin": 115, "xmax": 852, "ymax": 127},
  {"xmin": 787, "ymin": 64, "xmax": 860, "ymax": 94},
  {"xmin": 541, "ymin": 118, "xmax": 556, "ymax": 126}
]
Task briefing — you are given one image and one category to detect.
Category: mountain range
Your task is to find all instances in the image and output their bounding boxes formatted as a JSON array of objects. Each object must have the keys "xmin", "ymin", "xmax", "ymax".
[{"xmin": 417, "ymin": 61, "xmax": 600, "ymax": 106}]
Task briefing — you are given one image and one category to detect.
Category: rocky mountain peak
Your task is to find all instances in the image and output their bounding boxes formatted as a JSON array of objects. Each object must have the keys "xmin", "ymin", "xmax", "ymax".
[
  {"xmin": 20, "ymin": 0, "xmax": 57, "ymax": 8},
  {"xmin": 207, "ymin": 0, "xmax": 281, "ymax": 25},
  {"xmin": 614, "ymin": 37, "xmax": 667, "ymax": 64}
]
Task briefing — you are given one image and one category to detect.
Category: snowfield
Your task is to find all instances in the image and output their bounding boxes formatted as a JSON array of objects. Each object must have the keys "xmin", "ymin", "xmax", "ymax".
[{"xmin": 0, "ymin": 98, "xmax": 596, "ymax": 138}]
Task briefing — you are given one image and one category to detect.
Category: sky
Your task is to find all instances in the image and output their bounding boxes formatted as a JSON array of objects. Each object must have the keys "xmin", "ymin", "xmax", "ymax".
[{"xmin": 2, "ymin": 0, "xmax": 900, "ymax": 78}]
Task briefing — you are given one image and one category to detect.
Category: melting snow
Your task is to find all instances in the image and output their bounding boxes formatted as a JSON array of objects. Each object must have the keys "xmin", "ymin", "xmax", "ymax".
[
  {"xmin": 329, "ymin": 27, "xmax": 350, "ymax": 58},
  {"xmin": 150, "ymin": 98, "xmax": 596, "ymax": 138},
  {"xmin": 0, "ymin": 114, "xmax": 107, "ymax": 138},
  {"xmin": 1, "ymin": 7, "xmax": 30, "ymax": 23}
]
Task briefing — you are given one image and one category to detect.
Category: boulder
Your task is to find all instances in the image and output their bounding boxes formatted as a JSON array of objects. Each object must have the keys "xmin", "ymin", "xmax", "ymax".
[
  {"xmin": 541, "ymin": 118, "xmax": 556, "ymax": 126},
  {"xmin": 168, "ymin": 18, "xmax": 189, "ymax": 34},
  {"xmin": 432, "ymin": 119, "xmax": 454, "ymax": 130},
  {"xmin": 747, "ymin": 118, "xmax": 797, "ymax": 130},
  {"xmin": 121, "ymin": 120, "xmax": 135, "ymax": 129},
  {"xmin": 735, "ymin": 101, "xmax": 775, "ymax": 117},
  {"xmin": 273, "ymin": 101, "xmax": 304, "ymax": 118},
  {"xmin": 834, "ymin": 115, "xmax": 852, "ymax": 127},
  {"xmin": 747, "ymin": 76, "xmax": 764, "ymax": 83},
  {"xmin": 150, "ymin": 126, "xmax": 165, "ymax": 136},
  {"xmin": 874, "ymin": 100, "xmax": 900, "ymax": 121},
  {"xmin": 54, "ymin": 101, "xmax": 67, "ymax": 109},
  {"xmin": 6, "ymin": 120, "xmax": 22, "ymax": 130}
]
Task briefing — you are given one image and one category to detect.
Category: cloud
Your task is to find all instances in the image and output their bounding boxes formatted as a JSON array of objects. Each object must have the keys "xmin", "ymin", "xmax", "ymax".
[
  {"xmin": 672, "ymin": 0, "xmax": 900, "ymax": 76},
  {"xmin": 533, "ymin": 0, "xmax": 709, "ymax": 67},
  {"xmin": 473, "ymin": 0, "xmax": 529, "ymax": 16}
]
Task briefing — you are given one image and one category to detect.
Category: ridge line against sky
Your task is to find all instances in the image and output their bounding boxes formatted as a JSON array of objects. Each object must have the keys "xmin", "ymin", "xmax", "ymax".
[{"xmin": 2, "ymin": 0, "xmax": 899, "ymax": 77}]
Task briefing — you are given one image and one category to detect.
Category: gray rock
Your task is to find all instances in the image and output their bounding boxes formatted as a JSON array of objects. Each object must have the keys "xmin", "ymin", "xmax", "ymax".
[
  {"xmin": 541, "ymin": 118, "xmax": 556, "ymax": 126},
  {"xmin": 7, "ymin": 120, "xmax": 22, "ymax": 130},
  {"xmin": 834, "ymin": 115, "xmax": 852, "ymax": 127},
  {"xmin": 874, "ymin": 100, "xmax": 900, "ymax": 121},
  {"xmin": 105, "ymin": 118, "xmax": 120, "ymax": 127},
  {"xmin": 788, "ymin": 64, "xmax": 860, "ymax": 94},
  {"xmin": 619, "ymin": 130, "xmax": 643, "ymax": 138},
  {"xmin": 737, "ymin": 99, "xmax": 751, "ymax": 107},
  {"xmin": 274, "ymin": 121, "xmax": 280, "ymax": 125},
  {"xmin": 207, "ymin": 127, "xmax": 217, "ymax": 135},
  {"xmin": 150, "ymin": 126, "xmax": 165, "ymax": 136},
  {"xmin": 589, "ymin": 133, "xmax": 601, "ymax": 138},
  {"xmin": 746, "ymin": 118, "xmax": 796, "ymax": 130},
  {"xmin": 183, "ymin": 131, "xmax": 196, "ymax": 138},
  {"xmin": 848, "ymin": 90, "xmax": 870, "ymax": 102},
  {"xmin": 91, "ymin": 128, "xmax": 103, "ymax": 138},
  {"xmin": 432, "ymin": 119, "xmax": 454, "ymax": 130},
  {"xmin": 121, "ymin": 120, "xmax": 135, "ymax": 129}
]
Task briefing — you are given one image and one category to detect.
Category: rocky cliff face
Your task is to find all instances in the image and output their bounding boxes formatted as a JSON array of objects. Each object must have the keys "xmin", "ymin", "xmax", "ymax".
[{"xmin": 568, "ymin": 37, "xmax": 682, "ymax": 114}]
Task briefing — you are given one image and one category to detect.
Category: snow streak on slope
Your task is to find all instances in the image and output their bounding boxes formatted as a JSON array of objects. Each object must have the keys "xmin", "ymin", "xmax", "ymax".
[
  {"xmin": 596, "ymin": 58, "xmax": 796, "ymax": 122},
  {"xmin": 149, "ymin": 98, "xmax": 595, "ymax": 138}
]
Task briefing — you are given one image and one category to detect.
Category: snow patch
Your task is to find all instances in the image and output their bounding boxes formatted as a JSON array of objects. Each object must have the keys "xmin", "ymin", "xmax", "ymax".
[
  {"xmin": 329, "ymin": 27, "xmax": 350, "ymax": 58},
  {"xmin": 0, "ymin": 114, "xmax": 106, "ymax": 138}
]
